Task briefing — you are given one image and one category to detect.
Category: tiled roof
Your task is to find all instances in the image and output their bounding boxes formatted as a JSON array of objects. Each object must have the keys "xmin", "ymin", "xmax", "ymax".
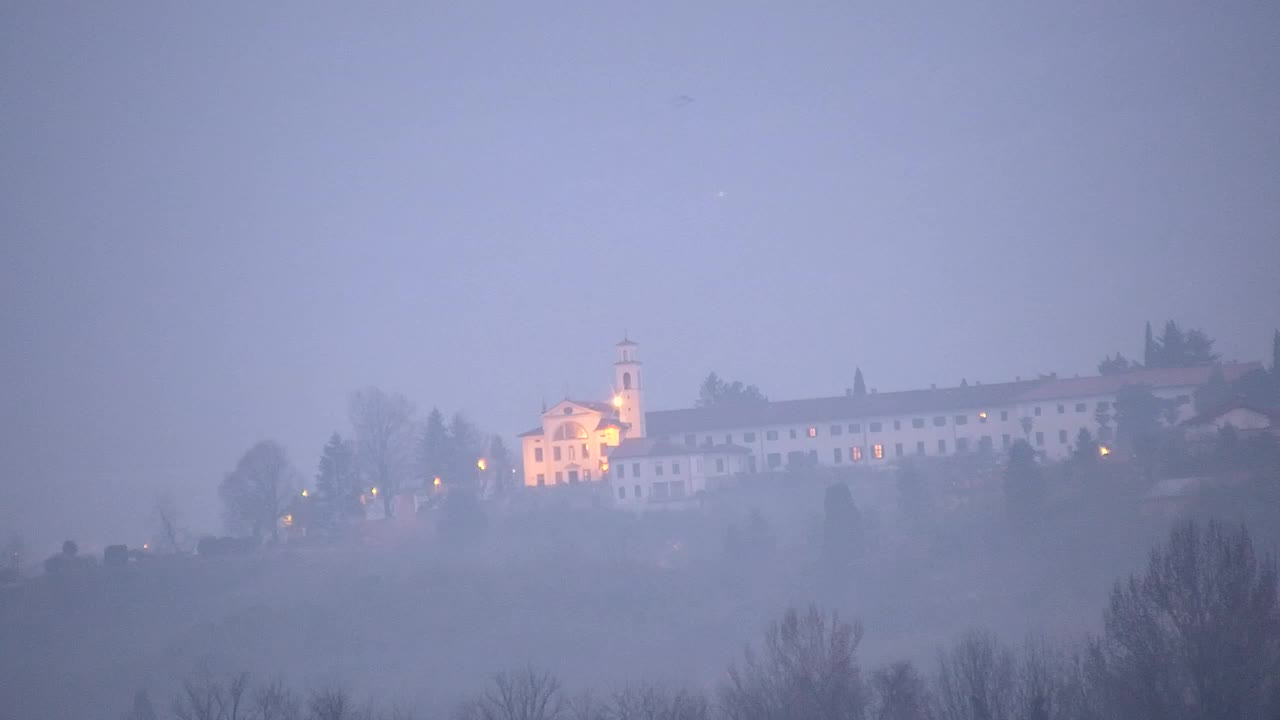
[
  {"xmin": 1012, "ymin": 363, "xmax": 1259, "ymax": 402},
  {"xmin": 643, "ymin": 363, "xmax": 1262, "ymax": 436},
  {"xmin": 595, "ymin": 417, "xmax": 629, "ymax": 431},
  {"xmin": 517, "ymin": 426, "xmax": 544, "ymax": 437},
  {"xmin": 646, "ymin": 380, "xmax": 1039, "ymax": 436},
  {"xmin": 1182, "ymin": 399, "xmax": 1280, "ymax": 427},
  {"xmin": 607, "ymin": 438, "xmax": 751, "ymax": 460},
  {"xmin": 564, "ymin": 399, "xmax": 614, "ymax": 413}
]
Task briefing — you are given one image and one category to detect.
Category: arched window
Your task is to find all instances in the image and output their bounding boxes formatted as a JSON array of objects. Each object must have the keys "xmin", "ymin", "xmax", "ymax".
[
  {"xmin": 553, "ymin": 421, "xmax": 589, "ymax": 441},
  {"xmin": 622, "ymin": 372, "xmax": 632, "ymax": 390}
]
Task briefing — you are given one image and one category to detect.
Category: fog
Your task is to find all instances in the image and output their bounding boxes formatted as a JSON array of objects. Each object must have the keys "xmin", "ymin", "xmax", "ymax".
[{"xmin": 2, "ymin": 2, "xmax": 1279, "ymax": 719}]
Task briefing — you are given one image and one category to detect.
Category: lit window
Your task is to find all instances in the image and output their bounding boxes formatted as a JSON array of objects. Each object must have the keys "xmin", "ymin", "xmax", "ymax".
[
  {"xmin": 582, "ymin": 443, "xmax": 589, "ymax": 457},
  {"xmin": 872, "ymin": 443, "xmax": 884, "ymax": 459},
  {"xmin": 807, "ymin": 427, "xmax": 818, "ymax": 438},
  {"xmin": 978, "ymin": 411, "xmax": 988, "ymax": 422},
  {"xmin": 851, "ymin": 446, "xmax": 863, "ymax": 461}
]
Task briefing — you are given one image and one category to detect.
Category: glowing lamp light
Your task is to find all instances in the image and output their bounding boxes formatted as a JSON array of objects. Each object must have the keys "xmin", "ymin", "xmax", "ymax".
[
  {"xmin": 301, "ymin": 489, "xmax": 309, "ymax": 497},
  {"xmin": 612, "ymin": 395, "xmax": 623, "ymax": 408},
  {"xmin": 978, "ymin": 411, "xmax": 988, "ymax": 420},
  {"xmin": 599, "ymin": 459, "xmax": 609, "ymax": 472},
  {"xmin": 370, "ymin": 487, "xmax": 378, "ymax": 496},
  {"xmin": 433, "ymin": 476, "xmax": 442, "ymax": 487},
  {"xmin": 1099, "ymin": 445, "xmax": 1112, "ymax": 457},
  {"xmin": 282, "ymin": 514, "xmax": 294, "ymax": 527},
  {"xmin": 142, "ymin": 543, "xmax": 149, "ymax": 550},
  {"xmin": 477, "ymin": 458, "xmax": 487, "ymax": 471}
]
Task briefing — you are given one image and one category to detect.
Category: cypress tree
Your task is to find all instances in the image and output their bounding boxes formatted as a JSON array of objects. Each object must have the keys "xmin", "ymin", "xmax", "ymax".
[
  {"xmin": 1143, "ymin": 321, "xmax": 1155, "ymax": 367},
  {"xmin": 853, "ymin": 367, "xmax": 866, "ymax": 396}
]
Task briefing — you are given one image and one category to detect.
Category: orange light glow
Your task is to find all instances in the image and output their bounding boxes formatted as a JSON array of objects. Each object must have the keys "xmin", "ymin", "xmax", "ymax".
[
  {"xmin": 612, "ymin": 394, "xmax": 623, "ymax": 408},
  {"xmin": 599, "ymin": 459, "xmax": 609, "ymax": 473},
  {"xmin": 142, "ymin": 543, "xmax": 149, "ymax": 550},
  {"xmin": 282, "ymin": 514, "xmax": 294, "ymax": 527},
  {"xmin": 370, "ymin": 487, "xmax": 378, "ymax": 496},
  {"xmin": 433, "ymin": 476, "xmax": 442, "ymax": 487},
  {"xmin": 978, "ymin": 411, "xmax": 988, "ymax": 420},
  {"xmin": 477, "ymin": 458, "xmax": 487, "ymax": 471},
  {"xmin": 1099, "ymin": 445, "xmax": 1112, "ymax": 457},
  {"xmin": 301, "ymin": 489, "xmax": 309, "ymax": 497}
]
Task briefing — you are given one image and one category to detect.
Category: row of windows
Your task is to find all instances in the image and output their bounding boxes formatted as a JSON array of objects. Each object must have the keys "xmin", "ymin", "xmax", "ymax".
[
  {"xmin": 617, "ymin": 480, "xmax": 688, "ymax": 501},
  {"xmin": 533, "ymin": 443, "xmax": 607, "ymax": 463},
  {"xmin": 613, "ymin": 457, "xmax": 728, "ymax": 480},
  {"xmin": 533, "ymin": 469, "xmax": 594, "ymax": 486}
]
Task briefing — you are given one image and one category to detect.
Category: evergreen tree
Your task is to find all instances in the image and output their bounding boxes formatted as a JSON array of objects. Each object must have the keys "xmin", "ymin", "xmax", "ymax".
[
  {"xmin": 1194, "ymin": 367, "xmax": 1231, "ymax": 414},
  {"xmin": 314, "ymin": 432, "xmax": 360, "ymax": 534},
  {"xmin": 1072, "ymin": 427, "xmax": 1099, "ymax": 464},
  {"xmin": 219, "ymin": 440, "xmax": 295, "ymax": 541},
  {"xmin": 853, "ymin": 367, "xmax": 867, "ymax": 397},
  {"xmin": 697, "ymin": 371, "xmax": 767, "ymax": 407},
  {"xmin": 1143, "ymin": 321, "xmax": 1155, "ymax": 367},
  {"xmin": 1272, "ymin": 329, "xmax": 1280, "ymax": 375},
  {"xmin": 1003, "ymin": 440, "xmax": 1045, "ymax": 515},
  {"xmin": 447, "ymin": 412, "xmax": 483, "ymax": 489},
  {"xmin": 487, "ymin": 435, "xmax": 514, "ymax": 494},
  {"xmin": 821, "ymin": 482, "xmax": 864, "ymax": 565},
  {"xmin": 418, "ymin": 407, "xmax": 450, "ymax": 485},
  {"xmin": 1098, "ymin": 352, "xmax": 1134, "ymax": 375}
]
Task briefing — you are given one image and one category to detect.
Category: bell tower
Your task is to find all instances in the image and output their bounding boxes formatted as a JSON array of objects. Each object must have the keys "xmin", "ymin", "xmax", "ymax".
[{"xmin": 614, "ymin": 337, "xmax": 646, "ymax": 439}]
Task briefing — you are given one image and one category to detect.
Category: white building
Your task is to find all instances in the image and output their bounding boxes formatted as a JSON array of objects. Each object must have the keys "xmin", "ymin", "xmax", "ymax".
[{"xmin": 518, "ymin": 338, "xmax": 1261, "ymax": 501}]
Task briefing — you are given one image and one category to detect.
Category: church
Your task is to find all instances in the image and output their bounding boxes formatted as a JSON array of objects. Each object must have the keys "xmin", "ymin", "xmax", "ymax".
[
  {"xmin": 517, "ymin": 339, "xmax": 753, "ymax": 505},
  {"xmin": 519, "ymin": 338, "xmax": 1260, "ymax": 505}
]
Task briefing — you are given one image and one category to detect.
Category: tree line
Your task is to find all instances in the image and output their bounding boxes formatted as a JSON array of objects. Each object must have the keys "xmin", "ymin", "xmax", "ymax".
[
  {"xmin": 218, "ymin": 387, "xmax": 513, "ymax": 542},
  {"xmin": 122, "ymin": 518, "xmax": 1280, "ymax": 720}
]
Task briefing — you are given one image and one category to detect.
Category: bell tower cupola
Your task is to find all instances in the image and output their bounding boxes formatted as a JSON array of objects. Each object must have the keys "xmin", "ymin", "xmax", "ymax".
[{"xmin": 613, "ymin": 337, "xmax": 646, "ymax": 438}]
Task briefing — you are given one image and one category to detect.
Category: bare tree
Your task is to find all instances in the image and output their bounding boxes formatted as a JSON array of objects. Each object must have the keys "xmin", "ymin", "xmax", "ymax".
[
  {"xmin": 254, "ymin": 678, "xmax": 302, "ymax": 720},
  {"xmin": 309, "ymin": 687, "xmax": 356, "ymax": 720},
  {"xmin": 931, "ymin": 629, "xmax": 1016, "ymax": 720},
  {"xmin": 1090, "ymin": 520, "xmax": 1280, "ymax": 720},
  {"xmin": 219, "ymin": 440, "xmax": 296, "ymax": 542},
  {"xmin": 152, "ymin": 492, "xmax": 191, "ymax": 553},
  {"xmin": 454, "ymin": 666, "xmax": 566, "ymax": 720},
  {"xmin": 609, "ymin": 685, "xmax": 710, "ymax": 720},
  {"xmin": 173, "ymin": 672, "xmax": 252, "ymax": 720},
  {"xmin": 720, "ymin": 605, "xmax": 868, "ymax": 720},
  {"xmin": 349, "ymin": 387, "xmax": 416, "ymax": 518},
  {"xmin": 870, "ymin": 661, "xmax": 928, "ymax": 720}
]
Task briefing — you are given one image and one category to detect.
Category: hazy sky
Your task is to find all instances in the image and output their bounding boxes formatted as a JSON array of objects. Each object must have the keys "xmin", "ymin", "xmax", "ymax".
[{"xmin": 2, "ymin": 1, "xmax": 1277, "ymax": 552}]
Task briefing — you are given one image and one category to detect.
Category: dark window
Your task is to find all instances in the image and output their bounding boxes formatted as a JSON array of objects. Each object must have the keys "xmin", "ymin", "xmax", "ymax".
[
  {"xmin": 672, "ymin": 462, "xmax": 681, "ymax": 474},
  {"xmin": 766, "ymin": 430, "xmax": 778, "ymax": 441},
  {"xmin": 654, "ymin": 463, "xmax": 664, "ymax": 476},
  {"xmin": 534, "ymin": 448, "xmax": 543, "ymax": 462},
  {"xmin": 1097, "ymin": 401, "xmax": 1110, "ymax": 411},
  {"xmin": 767, "ymin": 453, "xmax": 782, "ymax": 468},
  {"xmin": 1075, "ymin": 403, "xmax": 1087, "ymax": 412},
  {"xmin": 725, "ymin": 434, "xmax": 732, "ymax": 444},
  {"xmin": 684, "ymin": 434, "xmax": 695, "ymax": 446},
  {"xmin": 1034, "ymin": 406, "xmax": 1042, "ymax": 417},
  {"xmin": 1057, "ymin": 404, "xmax": 1065, "ymax": 414},
  {"xmin": 1036, "ymin": 431, "xmax": 1045, "ymax": 446},
  {"xmin": 870, "ymin": 422, "xmax": 883, "ymax": 433},
  {"xmin": 916, "ymin": 441, "xmax": 926, "ymax": 455},
  {"xmin": 622, "ymin": 372, "xmax": 632, "ymax": 389},
  {"xmin": 956, "ymin": 437, "xmax": 969, "ymax": 452},
  {"xmin": 618, "ymin": 486, "xmax": 626, "ymax": 499},
  {"xmin": 954, "ymin": 415, "xmax": 968, "ymax": 425},
  {"xmin": 831, "ymin": 425, "xmax": 843, "ymax": 436},
  {"xmin": 632, "ymin": 462, "xmax": 641, "ymax": 476},
  {"xmin": 895, "ymin": 443, "xmax": 904, "ymax": 457},
  {"xmin": 744, "ymin": 432, "xmax": 757, "ymax": 442},
  {"xmin": 1002, "ymin": 434, "xmax": 1011, "ymax": 448},
  {"xmin": 933, "ymin": 416, "xmax": 946, "ymax": 427},
  {"xmin": 790, "ymin": 429, "xmax": 798, "ymax": 439},
  {"xmin": 704, "ymin": 436, "xmax": 713, "ymax": 446},
  {"xmin": 912, "ymin": 418, "xmax": 925, "ymax": 429},
  {"xmin": 553, "ymin": 446, "xmax": 562, "ymax": 461},
  {"xmin": 599, "ymin": 443, "xmax": 607, "ymax": 456},
  {"xmin": 1059, "ymin": 429, "xmax": 1068, "ymax": 443},
  {"xmin": 555, "ymin": 471, "xmax": 563, "ymax": 483},
  {"xmin": 617, "ymin": 464, "xmax": 626, "ymax": 479},
  {"xmin": 536, "ymin": 474, "xmax": 546, "ymax": 486},
  {"xmin": 568, "ymin": 470, "xmax": 579, "ymax": 483},
  {"xmin": 1001, "ymin": 410, "xmax": 1009, "ymax": 421},
  {"xmin": 833, "ymin": 448, "xmax": 843, "ymax": 463},
  {"xmin": 937, "ymin": 439, "xmax": 947, "ymax": 454},
  {"xmin": 634, "ymin": 484, "xmax": 641, "ymax": 498},
  {"xmin": 716, "ymin": 458, "xmax": 725, "ymax": 472},
  {"xmin": 894, "ymin": 420, "xmax": 902, "ymax": 430},
  {"xmin": 849, "ymin": 423, "xmax": 862, "ymax": 433},
  {"xmin": 808, "ymin": 449, "xmax": 818, "ymax": 463}
]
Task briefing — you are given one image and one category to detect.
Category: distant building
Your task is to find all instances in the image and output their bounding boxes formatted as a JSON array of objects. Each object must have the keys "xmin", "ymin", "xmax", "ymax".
[
  {"xmin": 518, "ymin": 338, "xmax": 1261, "ymax": 500},
  {"xmin": 1182, "ymin": 400, "xmax": 1280, "ymax": 441}
]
